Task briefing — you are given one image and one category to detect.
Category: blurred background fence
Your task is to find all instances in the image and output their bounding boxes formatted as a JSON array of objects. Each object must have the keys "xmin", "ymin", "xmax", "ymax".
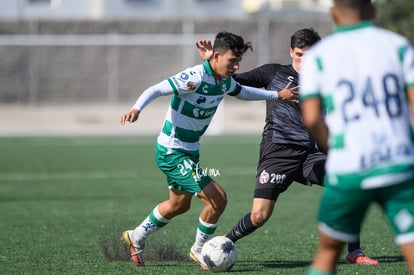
[
  {"xmin": 0, "ymin": 20, "xmax": 332, "ymax": 105},
  {"xmin": 0, "ymin": 0, "xmax": 332, "ymax": 135}
]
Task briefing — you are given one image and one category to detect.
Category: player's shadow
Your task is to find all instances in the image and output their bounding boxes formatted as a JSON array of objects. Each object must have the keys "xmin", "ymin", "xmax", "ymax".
[
  {"xmin": 342, "ymin": 255, "xmax": 404, "ymax": 264},
  {"xmin": 233, "ymin": 255, "xmax": 404, "ymax": 272},
  {"xmin": 335, "ymin": 255, "xmax": 404, "ymax": 266},
  {"xmin": 235, "ymin": 260, "xmax": 309, "ymax": 272},
  {"xmin": 262, "ymin": 260, "xmax": 309, "ymax": 269}
]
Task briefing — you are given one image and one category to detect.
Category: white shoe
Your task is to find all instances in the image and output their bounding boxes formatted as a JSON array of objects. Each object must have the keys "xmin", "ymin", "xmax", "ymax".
[
  {"xmin": 122, "ymin": 230, "xmax": 145, "ymax": 266},
  {"xmin": 189, "ymin": 245, "xmax": 208, "ymax": 271}
]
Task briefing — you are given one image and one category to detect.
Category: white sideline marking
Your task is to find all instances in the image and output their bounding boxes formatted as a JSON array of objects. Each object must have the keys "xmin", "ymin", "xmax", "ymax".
[
  {"xmin": 0, "ymin": 167, "xmax": 255, "ymax": 181},
  {"xmin": 14, "ymin": 140, "xmax": 259, "ymax": 147},
  {"xmin": 0, "ymin": 171, "xmax": 137, "ymax": 181}
]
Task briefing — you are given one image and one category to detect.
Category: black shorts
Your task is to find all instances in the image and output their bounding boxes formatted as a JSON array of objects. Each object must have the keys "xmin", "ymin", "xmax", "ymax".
[{"xmin": 254, "ymin": 141, "xmax": 326, "ymax": 201}]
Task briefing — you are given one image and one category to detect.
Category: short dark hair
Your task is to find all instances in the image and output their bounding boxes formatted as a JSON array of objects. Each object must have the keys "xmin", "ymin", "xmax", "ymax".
[
  {"xmin": 290, "ymin": 28, "xmax": 321, "ymax": 49},
  {"xmin": 334, "ymin": 0, "xmax": 372, "ymax": 9},
  {"xmin": 213, "ymin": 31, "xmax": 253, "ymax": 58},
  {"xmin": 334, "ymin": 0, "xmax": 375, "ymax": 20}
]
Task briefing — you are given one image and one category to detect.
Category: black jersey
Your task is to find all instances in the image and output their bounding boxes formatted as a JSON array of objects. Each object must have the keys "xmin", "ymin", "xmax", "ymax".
[{"xmin": 233, "ymin": 63, "xmax": 315, "ymax": 148}]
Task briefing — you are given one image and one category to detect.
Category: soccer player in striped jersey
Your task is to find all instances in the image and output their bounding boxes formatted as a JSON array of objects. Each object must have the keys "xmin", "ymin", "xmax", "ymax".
[
  {"xmin": 301, "ymin": 0, "xmax": 414, "ymax": 274},
  {"xmin": 197, "ymin": 28, "xmax": 377, "ymax": 264},
  {"xmin": 119, "ymin": 31, "xmax": 298, "ymax": 270}
]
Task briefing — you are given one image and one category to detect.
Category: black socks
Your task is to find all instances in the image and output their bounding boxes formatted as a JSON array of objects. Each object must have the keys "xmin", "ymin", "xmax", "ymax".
[{"xmin": 225, "ymin": 213, "xmax": 258, "ymax": 242}]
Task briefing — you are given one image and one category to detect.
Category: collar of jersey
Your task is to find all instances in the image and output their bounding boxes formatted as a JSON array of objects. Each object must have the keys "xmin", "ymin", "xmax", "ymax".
[
  {"xmin": 203, "ymin": 60, "xmax": 214, "ymax": 76},
  {"xmin": 203, "ymin": 59, "xmax": 228, "ymax": 86},
  {"xmin": 334, "ymin": 21, "xmax": 374, "ymax": 33}
]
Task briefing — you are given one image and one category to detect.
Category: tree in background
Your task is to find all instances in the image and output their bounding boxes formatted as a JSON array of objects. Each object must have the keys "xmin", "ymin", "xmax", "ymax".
[{"xmin": 375, "ymin": 0, "xmax": 414, "ymax": 43}]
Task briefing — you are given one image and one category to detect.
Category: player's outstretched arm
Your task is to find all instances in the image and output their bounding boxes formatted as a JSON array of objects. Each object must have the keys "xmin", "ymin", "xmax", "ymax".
[
  {"xmin": 235, "ymin": 84, "xmax": 299, "ymax": 103},
  {"xmin": 278, "ymin": 82, "xmax": 299, "ymax": 103},
  {"xmin": 120, "ymin": 109, "xmax": 140, "ymax": 125},
  {"xmin": 120, "ymin": 80, "xmax": 175, "ymax": 125},
  {"xmin": 196, "ymin": 39, "xmax": 213, "ymax": 61}
]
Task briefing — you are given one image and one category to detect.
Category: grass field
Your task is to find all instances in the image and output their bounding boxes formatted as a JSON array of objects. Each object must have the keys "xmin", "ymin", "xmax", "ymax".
[{"xmin": 0, "ymin": 135, "xmax": 410, "ymax": 274}]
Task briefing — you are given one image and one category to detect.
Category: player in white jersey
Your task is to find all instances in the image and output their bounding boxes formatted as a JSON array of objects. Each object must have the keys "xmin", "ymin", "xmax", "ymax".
[
  {"xmin": 119, "ymin": 31, "xmax": 298, "ymax": 270},
  {"xmin": 196, "ymin": 29, "xmax": 378, "ymax": 265},
  {"xmin": 300, "ymin": 0, "xmax": 414, "ymax": 274}
]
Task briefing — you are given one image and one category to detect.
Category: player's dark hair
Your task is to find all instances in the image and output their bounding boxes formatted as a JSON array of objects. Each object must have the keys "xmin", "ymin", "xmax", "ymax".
[
  {"xmin": 290, "ymin": 28, "xmax": 321, "ymax": 49},
  {"xmin": 334, "ymin": 0, "xmax": 372, "ymax": 8},
  {"xmin": 213, "ymin": 31, "xmax": 253, "ymax": 58},
  {"xmin": 334, "ymin": 0, "xmax": 375, "ymax": 20}
]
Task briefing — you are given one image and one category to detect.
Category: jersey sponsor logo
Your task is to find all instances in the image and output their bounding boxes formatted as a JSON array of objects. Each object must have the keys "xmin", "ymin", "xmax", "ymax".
[
  {"xmin": 196, "ymin": 96, "xmax": 206, "ymax": 105},
  {"xmin": 259, "ymin": 170, "xmax": 286, "ymax": 185},
  {"xmin": 201, "ymin": 84, "xmax": 209, "ymax": 94},
  {"xmin": 214, "ymin": 96, "xmax": 224, "ymax": 104},
  {"xmin": 192, "ymin": 108, "xmax": 216, "ymax": 118},
  {"xmin": 180, "ymin": 72, "xmax": 189, "ymax": 80},
  {"xmin": 186, "ymin": 81, "xmax": 196, "ymax": 90},
  {"xmin": 171, "ymin": 76, "xmax": 187, "ymax": 87},
  {"xmin": 360, "ymin": 141, "xmax": 414, "ymax": 170},
  {"xmin": 170, "ymin": 77, "xmax": 180, "ymax": 87},
  {"xmin": 259, "ymin": 170, "xmax": 270, "ymax": 184}
]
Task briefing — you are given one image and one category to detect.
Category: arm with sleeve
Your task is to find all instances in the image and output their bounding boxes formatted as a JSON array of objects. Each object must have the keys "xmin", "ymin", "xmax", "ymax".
[
  {"xmin": 233, "ymin": 85, "xmax": 279, "ymax": 100},
  {"xmin": 233, "ymin": 64, "xmax": 279, "ymax": 88},
  {"xmin": 132, "ymin": 80, "xmax": 174, "ymax": 111}
]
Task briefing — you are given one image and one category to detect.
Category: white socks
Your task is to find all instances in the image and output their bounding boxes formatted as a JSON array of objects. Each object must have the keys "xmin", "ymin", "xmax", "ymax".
[
  {"xmin": 192, "ymin": 218, "xmax": 217, "ymax": 253},
  {"xmin": 132, "ymin": 206, "xmax": 170, "ymax": 246}
]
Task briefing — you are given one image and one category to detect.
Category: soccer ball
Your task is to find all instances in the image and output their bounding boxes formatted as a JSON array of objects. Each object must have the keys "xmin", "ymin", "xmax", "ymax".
[{"xmin": 201, "ymin": 236, "xmax": 237, "ymax": 272}]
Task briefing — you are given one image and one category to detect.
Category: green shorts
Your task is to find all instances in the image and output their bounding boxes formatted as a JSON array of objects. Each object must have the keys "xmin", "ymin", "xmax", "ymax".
[
  {"xmin": 318, "ymin": 178, "xmax": 414, "ymax": 245},
  {"xmin": 155, "ymin": 142, "xmax": 213, "ymax": 194}
]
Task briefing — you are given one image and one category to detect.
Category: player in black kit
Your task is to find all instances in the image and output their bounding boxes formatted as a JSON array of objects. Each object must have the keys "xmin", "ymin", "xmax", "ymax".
[{"xmin": 196, "ymin": 28, "xmax": 378, "ymax": 265}]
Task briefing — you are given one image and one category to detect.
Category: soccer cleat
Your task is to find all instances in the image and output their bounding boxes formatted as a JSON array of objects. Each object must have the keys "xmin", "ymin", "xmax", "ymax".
[
  {"xmin": 346, "ymin": 251, "xmax": 378, "ymax": 265},
  {"xmin": 122, "ymin": 230, "xmax": 145, "ymax": 266},
  {"xmin": 189, "ymin": 245, "xmax": 209, "ymax": 271}
]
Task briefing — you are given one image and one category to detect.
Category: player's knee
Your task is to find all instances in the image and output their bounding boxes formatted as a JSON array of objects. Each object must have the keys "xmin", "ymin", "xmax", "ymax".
[
  {"xmin": 209, "ymin": 192, "xmax": 227, "ymax": 214},
  {"xmin": 320, "ymin": 234, "xmax": 345, "ymax": 250},
  {"xmin": 250, "ymin": 211, "xmax": 269, "ymax": 227},
  {"xmin": 214, "ymin": 192, "xmax": 227, "ymax": 213},
  {"xmin": 220, "ymin": 193, "xmax": 228, "ymax": 212},
  {"xmin": 170, "ymin": 201, "xmax": 191, "ymax": 214},
  {"xmin": 200, "ymin": 182, "xmax": 227, "ymax": 214},
  {"xmin": 213, "ymin": 185, "xmax": 228, "ymax": 211},
  {"xmin": 177, "ymin": 205, "xmax": 191, "ymax": 214}
]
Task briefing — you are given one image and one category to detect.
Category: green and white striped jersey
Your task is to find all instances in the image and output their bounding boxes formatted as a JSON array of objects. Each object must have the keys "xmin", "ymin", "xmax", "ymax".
[
  {"xmin": 300, "ymin": 21, "xmax": 414, "ymax": 189},
  {"xmin": 158, "ymin": 61, "xmax": 242, "ymax": 152},
  {"xmin": 132, "ymin": 60, "xmax": 278, "ymax": 153}
]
